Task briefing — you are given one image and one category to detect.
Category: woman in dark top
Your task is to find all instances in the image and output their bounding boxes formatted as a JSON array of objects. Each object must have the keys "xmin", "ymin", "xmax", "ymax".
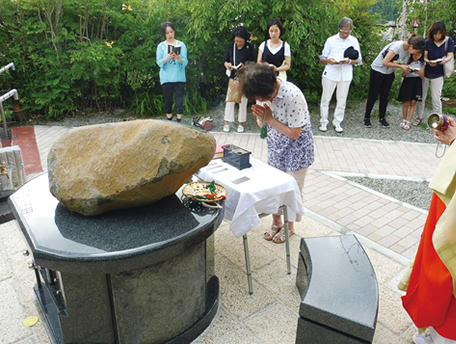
[
  {"xmin": 257, "ymin": 19, "xmax": 291, "ymax": 79},
  {"xmin": 414, "ymin": 21, "xmax": 454, "ymax": 126},
  {"xmin": 223, "ymin": 26, "xmax": 256, "ymax": 133}
]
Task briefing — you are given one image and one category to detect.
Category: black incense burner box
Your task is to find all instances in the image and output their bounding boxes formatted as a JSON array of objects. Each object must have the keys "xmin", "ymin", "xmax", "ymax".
[{"xmin": 222, "ymin": 144, "xmax": 251, "ymax": 170}]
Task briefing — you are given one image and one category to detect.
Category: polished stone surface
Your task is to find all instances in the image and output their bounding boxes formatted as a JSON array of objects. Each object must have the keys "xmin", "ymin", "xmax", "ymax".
[
  {"xmin": 9, "ymin": 173, "xmax": 223, "ymax": 273},
  {"xmin": 9, "ymin": 172, "xmax": 224, "ymax": 343},
  {"xmin": 296, "ymin": 235, "xmax": 379, "ymax": 343}
]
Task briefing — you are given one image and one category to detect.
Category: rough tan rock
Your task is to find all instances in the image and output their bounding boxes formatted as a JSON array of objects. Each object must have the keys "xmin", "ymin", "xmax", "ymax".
[{"xmin": 47, "ymin": 120, "xmax": 216, "ymax": 216}]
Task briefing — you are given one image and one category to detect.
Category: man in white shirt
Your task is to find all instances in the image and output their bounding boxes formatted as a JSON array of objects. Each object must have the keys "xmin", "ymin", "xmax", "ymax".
[{"xmin": 319, "ymin": 17, "xmax": 362, "ymax": 133}]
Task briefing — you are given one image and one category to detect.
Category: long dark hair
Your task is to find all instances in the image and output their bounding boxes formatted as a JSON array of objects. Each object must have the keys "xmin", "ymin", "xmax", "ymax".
[
  {"xmin": 161, "ymin": 22, "xmax": 175, "ymax": 38},
  {"xmin": 428, "ymin": 21, "xmax": 447, "ymax": 43},
  {"xmin": 407, "ymin": 51, "xmax": 424, "ymax": 64}
]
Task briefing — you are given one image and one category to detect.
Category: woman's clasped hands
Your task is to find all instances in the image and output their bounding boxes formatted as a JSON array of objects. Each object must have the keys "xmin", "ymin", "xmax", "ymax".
[{"xmin": 252, "ymin": 103, "xmax": 273, "ymax": 127}]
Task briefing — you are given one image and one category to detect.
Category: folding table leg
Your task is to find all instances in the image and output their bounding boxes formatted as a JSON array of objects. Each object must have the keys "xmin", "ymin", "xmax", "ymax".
[
  {"xmin": 281, "ymin": 205, "xmax": 292, "ymax": 275},
  {"xmin": 242, "ymin": 234, "xmax": 254, "ymax": 294}
]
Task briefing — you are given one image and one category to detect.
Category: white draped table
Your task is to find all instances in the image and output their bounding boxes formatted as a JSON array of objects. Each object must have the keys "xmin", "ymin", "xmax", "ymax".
[{"xmin": 196, "ymin": 157, "xmax": 305, "ymax": 293}]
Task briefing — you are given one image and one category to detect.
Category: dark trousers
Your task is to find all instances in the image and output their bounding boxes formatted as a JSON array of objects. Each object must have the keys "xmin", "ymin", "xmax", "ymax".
[
  {"xmin": 162, "ymin": 82, "xmax": 185, "ymax": 114},
  {"xmin": 364, "ymin": 68, "xmax": 395, "ymax": 120}
]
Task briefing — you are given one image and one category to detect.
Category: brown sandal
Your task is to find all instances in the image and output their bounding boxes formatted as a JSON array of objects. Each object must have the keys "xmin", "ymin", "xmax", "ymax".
[
  {"xmin": 264, "ymin": 224, "xmax": 282, "ymax": 241},
  {"xmin": 272, "ymin": 227, "xmax": 294, "ymax": 244},
  {"xmin": 412, "ymin": 117, "xmax": 423, "ymax": 126}
]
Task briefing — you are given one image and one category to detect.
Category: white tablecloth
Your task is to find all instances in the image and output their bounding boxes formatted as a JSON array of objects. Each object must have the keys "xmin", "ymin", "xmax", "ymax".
[{"xmin": 196, "ymin": 157, "xmax": 305, "ymax": 238}]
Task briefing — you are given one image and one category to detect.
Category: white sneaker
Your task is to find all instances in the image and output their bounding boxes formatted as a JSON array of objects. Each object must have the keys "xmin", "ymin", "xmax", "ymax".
[
  {"xmin": 223, "ymin": 124, "xmax": 230, "ymax": 132},
  {"xmin": 413, "ymin": 332, "xmax": 434, "ymax": 344},
  {"xmin": 319, "ymin": 123, "xmax": 327, "ymax": 132},
  {"xmin": 237, "ymin": 125, "xmax": 245, "ymax": 133},
  {"xmin": 333, "ymin": 123, "xmax": 344, "ymax": 133}
]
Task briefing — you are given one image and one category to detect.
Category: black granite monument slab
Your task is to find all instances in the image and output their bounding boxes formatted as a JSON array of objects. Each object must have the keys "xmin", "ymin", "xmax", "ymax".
[
  {"xmin": 296, "ymin": 235, "xmax": 379, "ymax": 344},
  {"xmin": 9, "ymin": 173, "xmax": 224, "ymax": 344}
]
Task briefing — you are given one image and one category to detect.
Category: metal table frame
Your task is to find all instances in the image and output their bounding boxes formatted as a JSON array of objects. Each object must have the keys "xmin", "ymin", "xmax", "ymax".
[{"xmin": 242, "ymin": 205, "xmax": 291, "ymax": 294}]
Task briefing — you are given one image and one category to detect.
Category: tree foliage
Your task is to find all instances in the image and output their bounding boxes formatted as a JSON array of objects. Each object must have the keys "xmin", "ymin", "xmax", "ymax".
[
  {"xmin": 370, "ymin": 0, "xmax": 400, "ymax": 24},
  {"xmin": 1, "ymin": 0, "xmax": 170, "ymax": 118},
  {"xmin": 1, "ymin": 0, "xmax": 445, "ymax": 119},
  {"xmin": 185, "ymin": 0, "xmax": 381, "ymax": 104},
  {"xmin": 406, "ymin": 0, "xmax": 456, "ymax": 99}
]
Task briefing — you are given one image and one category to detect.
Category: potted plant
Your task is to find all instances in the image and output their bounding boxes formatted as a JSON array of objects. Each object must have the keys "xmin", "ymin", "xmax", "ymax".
[{"xmin": 12, "ymin": 105, "xmax": 27, "ymax": 122}]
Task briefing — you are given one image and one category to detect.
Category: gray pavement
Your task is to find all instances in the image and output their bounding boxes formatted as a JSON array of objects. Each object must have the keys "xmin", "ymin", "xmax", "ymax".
[{"xmin": 1, "ymin": 125, "xmax": 436, "ymax": 343}]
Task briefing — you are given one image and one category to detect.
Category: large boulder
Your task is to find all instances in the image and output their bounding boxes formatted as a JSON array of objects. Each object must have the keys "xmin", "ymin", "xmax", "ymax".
[{"xmin": 47, "ymin": 120, "xmax": 215, "ymax": 216}]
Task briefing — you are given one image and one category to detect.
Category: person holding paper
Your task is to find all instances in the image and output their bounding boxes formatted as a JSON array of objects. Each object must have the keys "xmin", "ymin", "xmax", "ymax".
[
  {"xmin": 363, "ymin": 34, "xmax": 425, "ymax": 128},
  {"xmin": 319, "ymin": 17, "xmax": 362, "ymax": 133},
  {"xmin": 257, "ymin": 18, "xmax": 291, "ymax": 79},
  {"xmin": 223, "ymin": 26, "xmax": 256, "ymax": 133},
  {"xmin": 413, "ymin": 21, "xmax": 454, "ymax": 127},
  {"xmin": 156, "ymin": 21, "xmax": 188, "ymax": 122},
  {"xmin": 397, "ymin": 52, "xmax": 425, "ymax": 130}
]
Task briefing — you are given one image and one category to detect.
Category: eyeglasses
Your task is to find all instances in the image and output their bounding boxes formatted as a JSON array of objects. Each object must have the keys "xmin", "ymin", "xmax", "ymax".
[{"xmin": 339, "ymin": 29, "xmax": 352, "ymax": 34}]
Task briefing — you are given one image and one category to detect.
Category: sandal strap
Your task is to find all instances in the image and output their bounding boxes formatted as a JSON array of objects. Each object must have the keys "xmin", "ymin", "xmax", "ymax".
[
  {"xmin": 413, "ymin": 118, "xmax": 423, "ymax": 126},
  {"xmin": 264, "ymin": 224, "xmax": 282, "ymax": 240},
  {"xmin": 272, "ymin": 227, "xmax": 294, "ymax": 244}
]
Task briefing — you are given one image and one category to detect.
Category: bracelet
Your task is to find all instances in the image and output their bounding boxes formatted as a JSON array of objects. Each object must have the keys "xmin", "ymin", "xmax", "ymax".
[{"xmin": 450, "ymin": 137, "xmax": 455, "ymax": 146}]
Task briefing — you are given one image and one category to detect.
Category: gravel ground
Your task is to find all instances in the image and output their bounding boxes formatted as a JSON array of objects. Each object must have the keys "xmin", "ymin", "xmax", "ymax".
[
  {"xmin": 37, "ymin": 99, "xmax": 448, "ymax": 211},
  {"xmin": 344, "ymin": 176, "xmax": 433, "ymax": 211},
  {"xmin": 35, "ymin": 97, "xmax": 441, "ymax": 145}
]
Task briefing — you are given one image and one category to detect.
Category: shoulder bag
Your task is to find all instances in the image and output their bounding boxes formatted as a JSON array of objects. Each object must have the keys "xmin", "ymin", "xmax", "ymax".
[
  {"xmin": 443, "ymin": 37, "xmax": 454, "ymax": 79},
  {"xmin": 225, "ymin": 43, "xmax": 242, "ymax": 103},
  {"xmin": 278, "ymin": 42, "xmax": 287, "ymax": 81}
]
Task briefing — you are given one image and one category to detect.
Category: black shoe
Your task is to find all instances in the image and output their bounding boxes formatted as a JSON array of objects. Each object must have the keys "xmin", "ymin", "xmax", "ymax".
[
  {"xmin": 379, "ymin": 118, "xmax": 390, "ymax": 128},
  {"xmin": 364, "ymin": 118, "xmax": 372, "ymax": 128}
]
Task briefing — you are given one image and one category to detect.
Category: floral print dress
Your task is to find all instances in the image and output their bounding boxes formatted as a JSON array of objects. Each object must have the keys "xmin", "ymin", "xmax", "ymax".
[{"xmin": 266, "ymin": 80, "xmax": 314, "ymax": 171}]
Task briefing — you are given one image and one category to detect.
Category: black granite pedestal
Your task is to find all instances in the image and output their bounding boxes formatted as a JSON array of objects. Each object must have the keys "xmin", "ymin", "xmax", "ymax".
[
  {"xmin": 296, "ymin": 235, "xmax": 379, "ymax": 344},
  {"xmin": 9, "ymin": 173, "xmax": 224, "ymax": 344},
  {"xmin": 0, "ymin": 189, "xmax": 15, "ymax": 223}
]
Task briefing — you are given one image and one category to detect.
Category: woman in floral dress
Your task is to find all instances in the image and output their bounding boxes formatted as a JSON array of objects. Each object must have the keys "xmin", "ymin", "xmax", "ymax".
[{"xmin": 241, "ymin": 63, "xmax": 314, "ymax": 243}]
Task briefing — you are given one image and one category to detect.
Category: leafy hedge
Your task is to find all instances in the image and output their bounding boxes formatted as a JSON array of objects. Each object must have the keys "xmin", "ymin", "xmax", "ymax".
[{"xmin": 0, "ymin": 0, "xmax": 454, "ymax": 120}]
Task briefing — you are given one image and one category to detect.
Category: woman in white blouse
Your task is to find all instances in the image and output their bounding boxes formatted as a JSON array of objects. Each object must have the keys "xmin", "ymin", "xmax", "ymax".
[{"xmin": 257, "ymin": 19, "xmax": 291, "ymax": 78}]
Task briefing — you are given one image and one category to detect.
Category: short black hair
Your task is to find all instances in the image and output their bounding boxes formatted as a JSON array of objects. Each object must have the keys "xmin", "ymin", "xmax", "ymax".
[
  {"xmin": 240, "ymin": 63, "xmax": 277, "ymax": 101},
  {"xmin": 161, "ymin": 22, "xmax": 175, "ymax": 38},
  {"xmin": 231, "ymin": 26, "xmax": 250, "ymax": 41},
  {"xmin": 267, "ymin": 19, "xmax": 284, "ymax": 37}
]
